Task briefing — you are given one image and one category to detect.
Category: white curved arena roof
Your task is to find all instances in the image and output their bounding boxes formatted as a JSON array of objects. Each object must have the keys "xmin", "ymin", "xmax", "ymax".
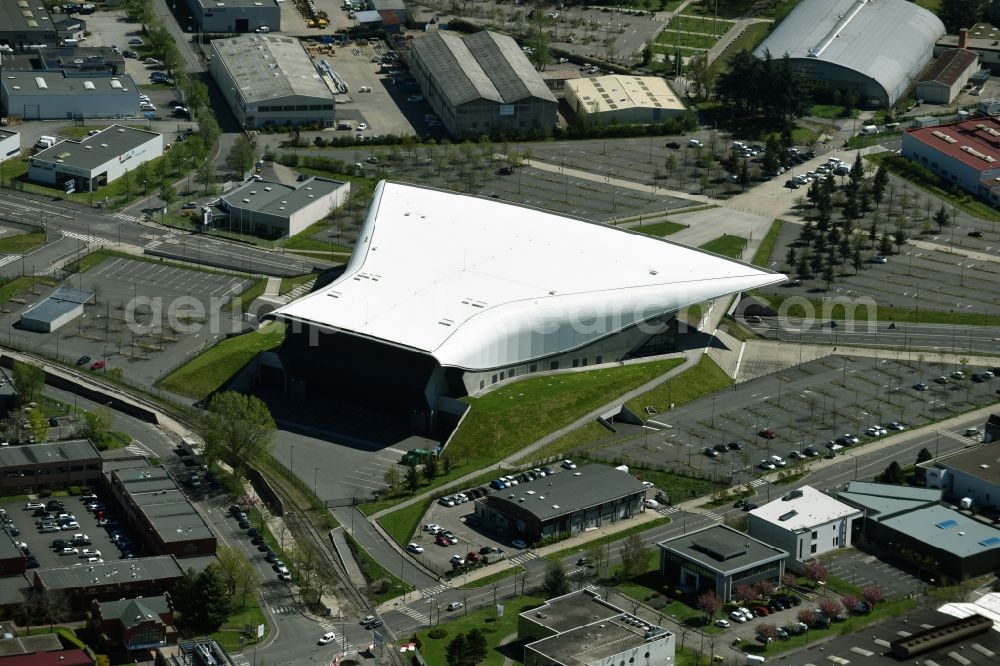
[
  {"xmin": 271, "ymin": 182, "xmax": 786, "ymax": 371},
  {"xmin": 755, "ymin": 0, "xmax": 944, "ymax": 101}
]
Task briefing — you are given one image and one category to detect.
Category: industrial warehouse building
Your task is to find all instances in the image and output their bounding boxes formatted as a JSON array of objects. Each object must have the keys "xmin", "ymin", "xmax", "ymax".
[
  {"xmin": 220, "ymin": 176, "xmax": 350, "ymax": 237},
  {"xmin": 19, "ymin": 286, "xmax": 95, "ymax": 332},
  {"xmin": 747, "ymin": 485, "xmax": 862, "ymax": 570},
  {"xmin": 29, "ymin": 125, "xmax": 162, "ymax": 193},
  {"xmin": 901, "ymin": 117, "xmax": 1000, "ymax": 205},
  {"xmin": 937, "ymin": 24, "xmax": 1000, "ymax": 73},
  {"xmin": 0, "ymin": 0, "xmax": 85, "ymax": 53},
  {"xmin": 518, "ymin": 590, "xmax": 675, "ymax": 666},
  {"xmin": 0, "ymin": 439, "xmax": 101, "ymax": 494},
  {"xmin": 0, "ymin": 129, "xmax": 18, "ymax": 162},
  {"xmin": 265, "ymin": 182, "xmax": 785, "ymax": 435},
  {"xmin": 565, "ymin": 75, "xmax": 687, "ymax": 124},
  {"xmin": 754, "ymin": 0, "xmax": 944, "ymax": 107},
  {"xmin": 923, "ymin": 441, "xmax": 1000, "ymax": 511},
  {"xmin": 184, "ymin": 0, "xmax": 279, "ymax": 33},
  {"xmin": 33, "ymin": 555, "xmax": 185, "ymax": 614},
  {"xmin": 474, "ymin": 465, "xmax": 649, "ymax": 543},
  {"xmin": 209, "ymin": 34, "xmax": 336, "ymax": 130},
  {"xmin": 0, "ymin": 71, "xmax": 139, "ymax": 120},
  {"xmin": 658, "ymin": 525, "xmax": 788, "ymax": 602},
  {"xmin": 410, "ymin": 30, "xmax": 557, "ymax": 137},
  {"xmin": 916, "ymin": 49, "xmax": 980, "ymax": 104}
]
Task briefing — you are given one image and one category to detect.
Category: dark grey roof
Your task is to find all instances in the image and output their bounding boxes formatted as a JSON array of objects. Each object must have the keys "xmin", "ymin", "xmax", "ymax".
[
  {"xmin": 221, "ymin": 177, "xmax": 346, "ymax": 217},
  {"xmin": 489, "ymin": 464, "xmax": 647, "ymax": 522},
  {"xmin": 0, "ymin": 534, "xmax": 21, "ymax": 560},
  {"xmin": 412, "ymin": 30, "xmax": 556, "ymax": 106},
  {"xmin": 754, "ymin": 0, "xmax": 943, "ymax": 99},
  {"xmin": 21, "ymin": 286, "xmax": 93, "ymax": 324},
  {"xmin": 99, "ymin": 595, "xmax": 170, "ymax": 630},
  {"xmin": 0, "ymin": 439, "xmax": 99, "ymax": 467},
  {"xmin": 528, "ymin": 617, "xmax": 669, "ymax": 665},
  {"xmin": 658, "ymin": 524, "xmax": 787, "ymax": 575},
  {"xmin": 0, "ymin": 0, "xmax": 56, "ymax": 35},
  {"xmin": 521, "ymin": 589, "xmax": 622, "ymax": 634},
  {"xmin": 935, "ymin": 443, "xmax": 1000, "ymax": 486},
  {"xmin": 0, "ymin": 631, "xmax": 61, "ymax": 657},
  {"xmin": 0, "ymin": 129, "xmax": 18, "ymax": 141},
  {"xmin": 102, "ymin": 457, "xmax": 151, "ymax": 473},
  {"xmin": 112, "ymin": 466, "xmax": 213, "ymax": 544},
  {"xmin": 30, "ymin": 125, "xmax": 158, "ymax": 172},
  {"xmin": 369, "ymin": 0, "xmax": 405, "ymax": 10},
  {"xmin": 35, "ymin": 555, "xmax": 184, "ymax": 590},
  {"xmin": 880, "ymin": 505, "xmax": 1000, "ymax": 558},
  {"xmin": 838, "ymin": 481, "xmax": 941, "ymax": 520}
]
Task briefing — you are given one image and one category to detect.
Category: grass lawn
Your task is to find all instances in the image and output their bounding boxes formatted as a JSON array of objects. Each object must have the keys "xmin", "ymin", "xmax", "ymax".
[
  {"xmin": 669, "ymin": 14, "xmax": 736, "ymax": 34},
  {"xmin": 709, "ymin": 21, "xmax": 772, "ymax": 76},
  {"xmin": 754, "ymin": 291, "xmax": 1000, "ymax": 326},
  {"xmin": 459, "ymin": 566, "xmax": 524, "ymax": 589},
  {"xmin": 751, "ymin": 219, "xmax": 783, "ymax": 267},
  {"xmin": 157, "ymin": 322, "xmax": 286, "ymax": 399},
  {"xmin": 283, "ymin": 219, "xmax": 353, "ymax": 256},
  {"xmin": 279, "ymin": 272, "xmax": 317, "ymax": 295},
  {"xmin": 544, "ymin": 517, "xmax": 672, "ymax": 562},
  {"xmin": 866, "ymin": 153, "xmax": 999, "ymax": 220},
  {"xmin": 792, "ymin": 127, "xmax": 821, "ymax": 146},
  {"xmin": 633, "ymin": 469, "xmax": 726, "ymax": 503},
  {"xmin": 225, "ymin": 278, "xmax": 268, "ymax": 314},
  {"xmin": 527, "ymin": 420, "xmax": 618, "ymax": 462},
  {"xmin": 845, "ymin": 131, "xmax": 900, "ymax": 150},
  {"xmin": 377, "ymin": 498, "xmax": 432, "ymax": 547},
  {"xmin": 626, "ymin": 355, "xmax": 732, "ymax": 415},
  {"xmin": 656, "ymin": 30, "xmax": 719, "ymax": 49},
  {"xmin": 0, "ymin": 232, "xmax": 46, "ymax": 254},
  {"xmin": 700, "ymin": 235, "xmax": 748, "ymax": 259},
  {"xmin": 808, "ymin": 104, "xmax": 852, "ymax": 119},
  {"xmin": 446, "ymin": 359, "xmax": 680, "ymax": 476},
  {"xmin": 345, "ymin": 532, "xmax": 414, "ymax": 604},
  {"xmin": 632, "ymin": 220, "xmax": 687, "ymax": 237},
  {"xmin": 212, "ymin": 596, "xmax": 268, "ymax": 652},
  {"xmin": 415, "ymin": 595, "xmax": 544, "ymax": 666},
  {"xmin": 0, "ymin": 276, "xmax": 57, "ymax": 304}
]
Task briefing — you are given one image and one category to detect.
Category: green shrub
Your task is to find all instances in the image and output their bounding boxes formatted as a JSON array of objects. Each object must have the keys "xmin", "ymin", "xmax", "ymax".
[
  {"xmin": 68, "ymin": 486, "xmax": 81, "ymax": 496},
  {"xmin": 428, "ymin": 628, "xmax": 448, "ymax": 640},
  {"xmin": 38, "ymin": 489, "xmax": 51, "ymax": 498}
]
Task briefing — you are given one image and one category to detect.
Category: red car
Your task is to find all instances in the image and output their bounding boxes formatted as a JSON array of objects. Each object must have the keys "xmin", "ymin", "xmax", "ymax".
[
  {"xmin": 435, "ymin": 535, "xmax": 450, "ymax": 547},
  {"xmin": 466, "ymin": 551, "xmax": 482, "ymax": 562},
  {"xmin": 89, "ymin": 360, "xmax": 105, "ymax": 370},
  {"xmin": 757, "ymin": 428, "xmax": 778, "ymax": 439}
]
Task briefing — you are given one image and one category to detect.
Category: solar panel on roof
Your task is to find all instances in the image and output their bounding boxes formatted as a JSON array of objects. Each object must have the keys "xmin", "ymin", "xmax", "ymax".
[{"xmin": 936, "ymin": 519, "xmax": 958, "ymax": 529}]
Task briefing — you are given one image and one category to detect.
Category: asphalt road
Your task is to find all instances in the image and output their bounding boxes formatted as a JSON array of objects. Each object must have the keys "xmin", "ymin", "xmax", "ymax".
[{"xmin": 748, "ymin": 317, "xmax": 1000, "ymax": 356}]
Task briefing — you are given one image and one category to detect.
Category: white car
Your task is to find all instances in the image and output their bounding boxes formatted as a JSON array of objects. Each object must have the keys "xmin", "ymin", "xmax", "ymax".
[
  {"xmin": 888, "ymin": 421, "xmax": 905, "ymax": 431},
  {"xmin": 358, "ymin": 122, "xmax": 368, "ymax": 131},
  {"xmin": 759, "ymin": 460, "xmax": 776, "ymax": 471},
  {"xmin": 255, "ymin": 26, "xmax": 270, "ymax": 32},
  {"xmin": 688, "ymin": 138, "xmax": 703, "ymax": 148},
  {"xmin": 841, "ymin": 433, "xmax": 860, "ymax": 445},
  {"xmin": 644, "ymin": 499, "xmax": 659, "ymax": 509},
  {"xmin": 561, "ymin": 460, "xmax": 576, "ymax": 470},
  {"xmin": 318, "ymin": 632, "xmax": 336, "ymax": 645},
  {"xmin": 715, "ymin": 618, "xmax": 731, "ymax": 628},
  {"xmin": 59, "ymin": 547, "xmax": 79, "ymax": 555},
  {"xmin": 738, "ymin": 607, "xmax": 754, "ymax": 621},
  {"xmin": 80, "ymin": 549, "xmax": 101, "ymax": 558},
  {"xmin": 406, "ymin": 543, "xmax": 424, "ymax": 554},
  {"xmin": 769, "ymin": 455, "xmax": 786, "ymax": 468},
  {"xmin": 60, "ymin": 522, "xmax": 80, "ymax": 530},
  {"xmin": 422, "ymin": 523, "xmax": 442, "ymax": 533},
  {"xmin": 728, "ymin": 610, "xmax": 747, "ymax": 623},
  {"xmin": 447, "ymin": 601, "xmax": 464, "ymax": 611},
  {"xmin": 450, "ymin": 555, "xmax": 466, "ymax": 566},
  {"xmin": 276, "ymin": 565, "xmax": 290, "ymax": 575},
  {"xmin": 24, "ymin": 502, "xmax": 44, "ymax": 510}
]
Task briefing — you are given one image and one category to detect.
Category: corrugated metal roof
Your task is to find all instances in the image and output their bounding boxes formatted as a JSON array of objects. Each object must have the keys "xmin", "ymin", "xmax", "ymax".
[
  {"xmin": 412, "ymin": 31, "xmax": 555, "ymax": 107},
  {"xmin": 755, "ymin": 0, "xmax": 944, "ymax": 100}
]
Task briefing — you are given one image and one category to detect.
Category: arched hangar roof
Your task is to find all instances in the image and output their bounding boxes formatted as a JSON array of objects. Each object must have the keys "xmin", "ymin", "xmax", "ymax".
[{"xmin": 754, "ymin": 0, "xmax": 944, "ymax": 100}]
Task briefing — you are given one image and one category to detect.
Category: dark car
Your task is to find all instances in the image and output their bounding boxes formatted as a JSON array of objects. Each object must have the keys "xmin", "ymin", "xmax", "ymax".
[
  {"xmin": 784, "ymin": 179, "xmax": 800, "ymax": 189},
  {"xmin": 51, "ymin": 539, "xmax": 71, "ymax": 549},
  {"xmin": 265, "ymin": 551, "xmax": 278, "ymax": 563},
  {"xmin": 479, "ymin": 546, "xmax": 495, "ymax": 555},
  {"xmin": 76, "ymin": 355, "xmax": 90, "ymax": 366},
  {"xmin": 758, "ymin": 428, "xmax": 778, "ymax": 439},
  {"xmin": 46, "ymin": 500, "xmax": 64, "ymax": 511},
  {"xmin": 48, "ymin": 417, "xmax": 59, "ymax": 427},
  {"xmin": 727, "ymin": 441, "xmax": 743, "ymax": 450},
  {"xmin": 247, "ymin": 527, "xmax": 259, "ymax": 538},
  {"xmin": 713, "ymin": 443, "xmax": 728, "ymax": 453},
  {"xmin": 238, "ymin": 520, "xmax": 251, "ymax": 529},
  {"xmin": 733, "ymin": 498, "xmax": 748, "ymax": 509},
  {"xmin": 969, "ymin": 230, "xmax": 984, "ymax": 237},
  {"xmin": 228, "ymin": 505, "xmax": 242, "ymax": 516},
  {"xmin": 665, "ymin": 141, "xmax": 681, "ymax": 149},
  {"xmin": 743, "ymin": 502, "xmax": 758, "ymax": 511},
  {"xmin": 33, "ymin": 508, "xmax": 49, "ymax": 517},
  {"xmin": 498, "ymin": 165, "xmax": 513, "ymax": 175}
]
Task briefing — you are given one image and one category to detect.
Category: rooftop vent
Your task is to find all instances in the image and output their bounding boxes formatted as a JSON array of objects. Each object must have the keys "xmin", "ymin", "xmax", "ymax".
[
  {"xmin": 34, "ymin": 76, "xmax": 47, "ymax": 89},
  {"xmin": 83, "ymin": 80, "xmax": 94, "ymax": 90}
]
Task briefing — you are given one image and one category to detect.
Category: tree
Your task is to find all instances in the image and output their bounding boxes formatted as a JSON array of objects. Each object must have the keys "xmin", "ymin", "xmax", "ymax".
[
  {"xmin": 405, "ymin": 463, "xmax": 419, "ymax": 493},
  {"xmin": 851, "ymin": 247, "xmax": 863, "ymax": 274},
  {"xmin": 423, "ymin": 454, "xmax": 438, "ymax": 481},
  {"xmin": 28, "ymin": 409, "xmax": 48, "ymax": 443},
  {"xmin": 585, "ymin": 543, "xmax": 605, "ymax": 577},
  {"xmin": 195, "ymin": 159, "xmax": 216, "ymax": 195},
  {"xmin": 934, "ymin": 203, "xmax": 950, "ymax": 231},
  {"xmin": 734, "ymin": 584, "xmax": 756, "ymax": 605},
  {"xmin": 543, "ymin": 560, "xmax": 570, "ymax": 598},
  {"xmin": 818, "ymin": 597, "xmax": 841, "ymax": 620},
  {"xmin": 893, "ymin": 226, "xmax": 908, "ymax": 253},
  {"xmin": 849, "ymin": 152, "xmax": 865, "ymax": 188},
  {"xmin": 226, "ymin": 135, "xmax": 257, "ymax": 177},
  {"xmin": 621, "ymin": 533, "xmax": 649, "ymax": 579},
  {"xmin": 782, "ymin": 572, "xmax": 797, "ymax": 591},
  {"xmin": 822, "ymin": 261, "xmax": 835, "ymax": 290},
  {"xmin": 915, "ymin": 447, "xmax": 933, "ymax": 483},
  {"xmin": 739, "ymin": 158, "xmax": 750, "ymax": 191},
  {"xmin": 841, "ymin": 594, "xmax": 859, "ymax": 614},
  {"xmin": 757, "ymin": 622, "xmax": 778, "ymax": 644},
  {"xmin": 83, "ymin": 403, "xmax": 112, "ymax": 447},
  {"xmin": 937, "ymin": 0, "xmax": 988, "ymax": 33},
  {"xmin": 754, "ymin": 579, "xmax": 775, "ymax": 600},
  {"xmin": 878, "ymin": 233, "xmax": 894, "ymax": 256},
  {"xmin": 383, "ymin": 466, "xmax": 401, "ymax": 492},
  {"xmin": 445, "ymin": 633, "xmax": 468, "ymax": 666},
  {"xmin": 175, "ymin": 566, "xmax": 232, "ymax": 632},
  {"xmin": 525, "ymin": 18, "xmax": 552, "ymax": 70},
  {"xmin": 13, "ymin": 361, "xmax": 43, "ymax": 402},
  {"xmin": 785, "ymin": 246, "xmax": 797, "ymax": 271},
  {"xmin": 862, "ymin": 585, "xmax": 885, "ymax": 607},
  {"xmin": 803, "ymin": 560, "xmax": 828, "ymax": 585},
  {"xmin": 878, "ymin": 460, "xmax": 904, "ymax": 484},
  {"xmin": 466, "ymin": 628, "xmax": 487, "ymax": 665},
  {"xmin": 872, "ymin": 165, "xmax": 888, "ymax": 206},
  {"xmin": 688, "ymin": 52, "xmax": 714, "ymax": 101},
  {"xmin": 159, "ymin": 183, "xmax": 177, "ymax": 211},
  {"xmin": 797, "ymin": 609, "xmax": 815, "ymax": 627},
  {"xmin": 696, "ymin": 591, "xmax": 722, "ymax": 622},
  {"xmin": 203, "ymin": 392, "xmax": 276, "ymax": 484}
]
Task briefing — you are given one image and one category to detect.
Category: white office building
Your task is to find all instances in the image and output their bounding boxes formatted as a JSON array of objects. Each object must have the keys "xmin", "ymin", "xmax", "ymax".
[
  {"xmin": 748, "ymin": 485, "xmax": 863, "ymax": 570},
  {"xmin": 0, "ymin": 71, "xmax": 139, "ymax": 120},
  {"xmin": 29, "ymin": 125, "xmax": 163, "ymax": 192},
  {"xmin": 0, "ymin": 129, "xmax": 19, "ymax": 162}
]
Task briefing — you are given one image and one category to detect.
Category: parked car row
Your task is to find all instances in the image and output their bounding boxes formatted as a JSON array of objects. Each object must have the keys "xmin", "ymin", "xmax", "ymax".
[
  {"xmin": 489, "ymin": 466, "xmax": 555, "ymax": 490},
  {"xmin": 229, "ymin": 504, "xmax": 288, "ymax": 580}
]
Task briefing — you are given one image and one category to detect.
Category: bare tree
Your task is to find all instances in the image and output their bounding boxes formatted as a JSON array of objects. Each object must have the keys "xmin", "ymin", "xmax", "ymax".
[
  {"xmin": 733, "ymin": 584, "xmax": 756, "ymax": 605},
  {"xmin": 818, "ymin": 597, "xmax": 841, "ymax": 619},
  {"xmin": 803, "ymin": 560, "xmax": 828, "ymax": 586},
  {"xmin": 697, "ymin": 591, "xmax": 723, "ymax": 622},
  {"xmin": 862, "ymin": 585, "xmax": 885, "ymax": 607}
]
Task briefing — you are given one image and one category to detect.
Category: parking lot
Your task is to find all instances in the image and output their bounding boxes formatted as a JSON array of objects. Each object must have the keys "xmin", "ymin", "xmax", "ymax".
[
  {"xmin": 822, "ymin": 548, "xmax": 923, "ymax": 599},
  {"xmin": 4, "ymin": 492, "xmax": 143, "ymax": 571},
  {"xmin": 0, "ymin": 256, "xmax": 250, "ymax": 388},
  {"xmin": 584, "ymin": 355, "xmax": 1000, "ymax": 487}
]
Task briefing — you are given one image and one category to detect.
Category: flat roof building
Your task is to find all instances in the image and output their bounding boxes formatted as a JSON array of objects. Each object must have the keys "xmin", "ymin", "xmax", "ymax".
[
  {"xmin": 0, "ymin": 0, "xmax": 85, "ymax": 53},
  {"xmin": 266, "ymin": 182, "xmax": 785, "ymax": 432},
  {"xmin": 33, "ymin": 555, "xmax": 185, "ymax": 614},
  {"xmin": 475, "ymin": 464, "xmax": 649, "ymax": 544},
  {"xmin": 19, "ymin": 286, "xmax": 94, "ymax": 333},
  {"xmin": 518, "ymin": 589, "xmax": 675, "ymax": 666},
  {"xmin": 0, "ymin": 439, "xmax": 101, "ymax": 494},
  {"xmin": 184, "ymin": 0, "xmax": 279, "ymax": 33},
  {"xmin": 658, "ymin": 524, "xmax": 787, "ymax": 601},
  {"xmin": 105, "ymin": 464, "xmax": 216, "ymax": 559},
  {"xmin": 0, "ymin": 71, "xmax": 138, "ymax": 121},
  {"xmin": 220, "ymin": 176, "xmax": 350, "ymax": 238},
  {"xmin": 924, "ymin": 441, "xmax": 1000, "ymax": 511},
  {"xmin": 0, "ymin": 130, "xmax": 18, "ymax": 163},
  {"xmin": 901, "ymin": 117, "xmax": 1000, "ymax": 205},
  {"xmin": 755, "ymin": 0, "xmax": 944, "ymax": 107},
  {"xmin": 29, "ymin": 124, "xmax": 162, "ymax": 193},
  {"xmin": 916, "ymin": 49, "xmax": 979, "ymax": 104},
  {"xmin": 410, "ymin": 30, "xmax": 557, "ymax": 137},
  {"xmin": 566, "ymin": 75, "xmax": 687, "ymax": 125},
  {"xmin": 748, "ymin": 485, "xmax": 862, "ymax": 570},
  {"xmin": 209, "ymin": 34, "xmax": 336, "ymax": 130}
]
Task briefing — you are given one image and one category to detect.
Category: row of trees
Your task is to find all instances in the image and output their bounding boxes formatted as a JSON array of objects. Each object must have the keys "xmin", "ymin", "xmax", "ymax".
[
  {"xmin": 444, "ymin": 629, "xmax": 488, "ymax": 666},
  {"xmin": 714, "ymin": 50, "xmax": 809, "ymax": 127}
]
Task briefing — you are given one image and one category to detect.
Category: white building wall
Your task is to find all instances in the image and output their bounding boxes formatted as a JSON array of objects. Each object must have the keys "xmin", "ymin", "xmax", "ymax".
[
  {"xmin": 102, "ymin": 134, "xmax": 164, "ymax": 183},
  {"xmin": 589, "ymin": 632, "xmax": 675, "ymax": 666},
  {"xmin": 749, "ymin": 514, "xmax": 857, "ymax": 570},
  {"xmin": 901, "ymin": 132, "xmax": 1000, "ymax": 195},
  {"xmin": 2, "ymin": 90, "xmax": 139, "ymax": 120},
  {"xmin": 285, "ymin": 181, "xmax": 350, "ymax": 235},
  {"xmin": 185, "ymin": 0, "xmax": 280, "ymax": 33},
  {"xmin": 936, "ymin": 468, "xmax": 1000, "ymax": 507},
  {"xmin": 0, "ymin": 132, "xmax": 19, "ymax": 162}
]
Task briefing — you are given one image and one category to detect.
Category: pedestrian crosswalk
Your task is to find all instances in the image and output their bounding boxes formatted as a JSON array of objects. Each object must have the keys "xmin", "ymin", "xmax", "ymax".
[
  {"xmin": 0, "ymin": 255, "xmax": 19, "ymax": 269},
  {"xmin": 700, "ymin": 509, "xmax": 725, "ymax": 522},
  {"xmin": 938, "ymin": 429, "xmax": 969, "ymax": 444},
  {"xmin": 509, "ymin": 551, "xmax": 538, "ymax": 565},
  {"xmin": 659, "ymin": 506, "xmax": 681, "ymax": 516},
  {"xmin": 748, "ymin": 478, "xmax": 768, "ymax": 489},
  {"xmin": 62, "ymin": 229, "xmax": 112, "ymax": 245},
  {"xmin": 112, "ymin": 212, "xmax": 139, "ymax": 222},
  {"xmin": 418, "ymin": 583, "xmax": 450, "ymax": 597},
  {"xmin": 270, "ymin": 602, "xmax": 302, "ymax": 615},
  {"xmin": 124, "ymin": 440, "xmax": 156, "ymax": 458},
  {"xmin": 398, "ymin": 605, "xmax": 429, "ymax": 624}
]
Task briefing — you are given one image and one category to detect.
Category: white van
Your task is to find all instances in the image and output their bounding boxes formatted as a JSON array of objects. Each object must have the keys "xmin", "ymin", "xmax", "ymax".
[
  {"xmin": 35, "ymin": 136, "xmax": 57, "ymax": 149},
  {"xmin": 859, "ymin": 124, "xmax": 878, "ymax": 135}
]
